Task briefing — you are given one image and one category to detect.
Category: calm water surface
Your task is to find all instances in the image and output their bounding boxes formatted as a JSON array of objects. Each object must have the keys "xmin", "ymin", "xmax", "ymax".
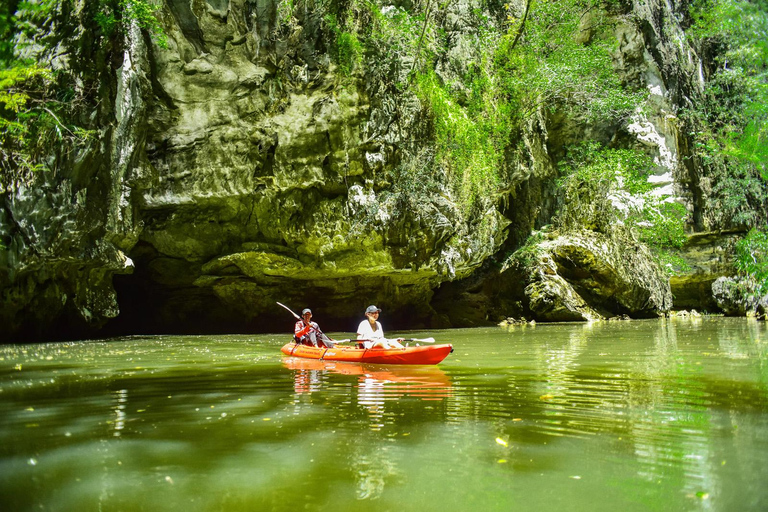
[{"xmin": 1, "ymin": 318, "xmax": 767, "ymax": 511}]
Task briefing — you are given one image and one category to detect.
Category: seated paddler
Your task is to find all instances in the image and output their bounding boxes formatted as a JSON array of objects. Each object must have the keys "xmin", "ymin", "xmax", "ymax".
[
  {"xmin": 356, "ymin": 305, "xmax": 404, "ymax": 349},
  {"xmin": 294, "ymin": 308, "xmax": 335, "ymax": 348}
]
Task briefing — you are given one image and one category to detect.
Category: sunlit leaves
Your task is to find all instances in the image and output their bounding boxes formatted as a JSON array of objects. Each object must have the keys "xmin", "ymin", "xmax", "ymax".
[
  {"xmin": 1, "ymin": 0, "xmax": 167, "ymax": 192},
  {"xmin": 415, "ymin": 69, "xmax": 504, "ymax": 210},
  {"xmin": 686, "ymin": 0, "xmax": 768, "ymax": 222},
  {"xmin": 496, "ymin": 0, "xmax": 643, "ymax": 122},
  {"xmin": 95, "ymin": 0, "xmax": 168, "ymax": 48},
  {"xmin": 0, "ymin": 65, "xmax": 57, "ymax": 188},
  {"xmin": 558, "ymin": 141, "xmax": 656, "ymax": 194},
  {"xmin": 556, "ymin": 142, "xmax": 687, "ymax": 255},
  {"xmin": 633, "ymin": 200, "xmax": 688, "ymax": 249},
  {"xmin": 735, "ymin": 228, "xmax": 768, "ymax": 294}
]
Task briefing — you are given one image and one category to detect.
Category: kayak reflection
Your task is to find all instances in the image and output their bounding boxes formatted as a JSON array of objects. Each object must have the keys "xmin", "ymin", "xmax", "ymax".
[{"xmin": 283, "ymin": 357, "xmax": 453, "ymax": 401}]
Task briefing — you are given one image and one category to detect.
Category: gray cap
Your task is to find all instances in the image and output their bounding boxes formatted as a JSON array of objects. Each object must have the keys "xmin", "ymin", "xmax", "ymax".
[
  {"xmin": 365, "ymin": 305, "xmax": 381, "ymax": 314},
  {"xmin": 301, "ymin": 308, "xmax": 312, "ymax": 315}
]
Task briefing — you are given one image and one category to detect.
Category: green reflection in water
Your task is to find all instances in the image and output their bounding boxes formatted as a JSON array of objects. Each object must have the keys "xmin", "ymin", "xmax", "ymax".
[{"xmin": 1, "ymin": 319, "xmax": 767, "ymax": 511}]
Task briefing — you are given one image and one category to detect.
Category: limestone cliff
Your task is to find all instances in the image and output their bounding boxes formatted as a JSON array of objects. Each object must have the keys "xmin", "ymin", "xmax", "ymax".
[{"xmin": 0, "ymin": 0, "xmax": 764, "ymax": 342}]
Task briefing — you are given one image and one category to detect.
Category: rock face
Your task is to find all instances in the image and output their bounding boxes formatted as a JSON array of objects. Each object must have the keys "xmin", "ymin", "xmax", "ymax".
[
  {"xmin": 433, "ymin": 229, "xmax": 672, "ymax": 325},
  {"xmin": 669, "ymin": 231, "xmax": 744, "ymax": 312},
  {"xmin": 517, "ymin": 231, "xmax": 672, "ymax": 321},
  {"xmin": 121, "ymin": 0, "xmax": 512, "ymax": 334},
  {"xmin": 0, "ymin": 0, "xmax": 758, "ymax": 341},
  {"xmin": 712, "ymin": 277, "xmax": 768, "ymax": 317}
]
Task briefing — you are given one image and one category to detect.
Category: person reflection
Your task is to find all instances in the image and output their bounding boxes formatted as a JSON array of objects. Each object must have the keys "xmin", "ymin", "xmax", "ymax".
[
  {"xmin": 284, "ymin": 359, "xmax": 452, "ymax": 401},
  {"xmin": 282, "ymin": 360, "xmax": 453, "ymax": 499},
  {"xmin": 292, "ymin": 368, "xmax": 323, "ymax": 394}
]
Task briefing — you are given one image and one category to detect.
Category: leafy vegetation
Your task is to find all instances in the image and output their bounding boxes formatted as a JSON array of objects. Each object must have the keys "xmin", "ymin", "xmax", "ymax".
[
  {"xmin": 414, "ymin": 68, "xmax": 506, "ymax": 208},
  {"xmin": 323, "ymin": 12, "xmax": 364, "ymax": 76},
  {"xmin": 95, "ymin": 0, "xmax": 168, "ymax": 48},
  {"xmin": 407, "ymin": 0, "xmax": 644, "ymax": 212},
  {"xmin": 554, "ymin": 141, "xmax": 688, "ymax": 273},
  {"xmin": 0, "ymin": 65, "xmax": 87, "ymax": 190},
  {"xmin": 0, "ymin": 1, "xmax": 166, "ymax": 192},
  {"xmin": 683, "ymin": 0, "xmax": 768, "ymax": 228},
  {"xmin": 495, "ymin": 0, "xmax": 643, "ymax": 122},
  {"xmin": 735, "ymin": 228, "xmax": 768, "ymax": 295}
]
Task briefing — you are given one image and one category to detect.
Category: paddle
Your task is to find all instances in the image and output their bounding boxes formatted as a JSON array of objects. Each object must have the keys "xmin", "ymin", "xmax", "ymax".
[
  {"xmin": 277, "ymin": 301, "xmax": 301, "ymax": 320},
  {"xmin": 331, "ymin": 337, "xmax": 437, "ymax": 344},
  {"xmin": 402, "ymin": 337, "xmax": 436, "ymax": 343}
]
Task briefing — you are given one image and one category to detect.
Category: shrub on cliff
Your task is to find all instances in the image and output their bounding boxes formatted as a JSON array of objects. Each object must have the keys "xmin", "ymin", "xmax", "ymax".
[
  {"xmin": 0, "ymin": 0, "xmax": 166, "ymax": 193},
  {"xmin": 735, "ymin": 228, "xmax": 768, "ymax": 295},
  {"xmin": 684, "ymin": 0, "xmax": 768, "ymax": 229},
  {"xmin": 554, "ymin": 141, "xmax": 688, "ymax": 274}
]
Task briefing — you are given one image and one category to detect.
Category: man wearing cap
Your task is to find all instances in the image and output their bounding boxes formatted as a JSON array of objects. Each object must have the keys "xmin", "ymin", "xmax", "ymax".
[
  {"xmin": 294, "ymin": 309, "xmax": 334, "ymax": 348},
  {"xmin": 356, "ymin": 305, "xmax": 404, "ymax": 349}
]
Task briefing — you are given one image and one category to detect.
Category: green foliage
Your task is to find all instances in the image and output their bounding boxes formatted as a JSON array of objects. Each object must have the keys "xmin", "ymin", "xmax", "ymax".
[
  {"xmin": 655, "ymin": 249, "xmax": 692, "ymax": 276},
  {"xmin": 1, "ymin": 0, "xmax": 167, "ymax": 191},
  {"xmin": 510, "ymin": 229, "xmax": 547, "ymax": 269},
  {"xmin": 495, "ymin": 0, "xmax": 644, "ymax": 122},
  {"xmin": 557, "ymin": 141, "xmax": 656, "ymax": 194},
  {"xmin": 0, "ymin": 1, "xmax": 19, "ymax": 68},
  {"xmin": 410, "ymin": 0, "xmax": 644, "ymax": 214},
  {"xmin": 556, "ymin": 142, "xmax": 688, "ymax": 252},
  {"xmin": 367, "ymin": 3, "xmax": 425, "ymax": 65},
  {"xmin": 415, "ymin": 69, "xmax": 504, "ymax": 209},
  {"xmin": 633, "ymin": 200, "xmax": 688, "ymax": 249},
  {"xmin": 313, "ymin": 1, "xmax": 642, "ymax": 218},
  {"xmin": 735, "ymin": 228, "xmax": 768, "ymax": 294},
  {"xmin": 0, "ymin": 64, "xmax": 95, "ymax": 191},
  {"xmin": 684, "ymin": 0, "xmax": 768, "ymax": 227},
  {"xmin": 323, "ymin": 9, "xmax": 364, "ymax": 76},
  {"xmin": 96, "ymin": 0, "xmax": 168, "ymax": 48},
  {"xmin": 1, "ymin": 66, "xmax": 53, "ymax": 184},
  {"xmin": 336, "ymin": 31, "xmax": 363, "ymax": 75}
]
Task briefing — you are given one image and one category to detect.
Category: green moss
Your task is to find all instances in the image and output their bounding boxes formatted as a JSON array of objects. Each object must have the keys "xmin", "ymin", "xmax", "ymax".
[{"xmin": 414, "ymin": 69, "xmax": 504, "ymax": 211}]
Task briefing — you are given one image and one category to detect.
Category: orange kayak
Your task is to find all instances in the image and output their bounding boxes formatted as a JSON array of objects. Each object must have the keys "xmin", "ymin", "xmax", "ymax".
[{"xmin": 280, "ymin": 341, "xmax": 453, "ymax": 365}]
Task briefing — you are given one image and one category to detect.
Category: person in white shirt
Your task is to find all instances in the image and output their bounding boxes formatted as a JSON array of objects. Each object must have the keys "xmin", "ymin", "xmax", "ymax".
[{"xmin": 356, "ymin": 305, "xmax": 404, "ymax": 349}]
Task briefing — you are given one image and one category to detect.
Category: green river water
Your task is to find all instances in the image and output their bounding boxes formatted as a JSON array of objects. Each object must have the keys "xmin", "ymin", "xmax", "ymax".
[{"xmin": 1, "ymin": 318, "xmax": 767, "ymax": 511}]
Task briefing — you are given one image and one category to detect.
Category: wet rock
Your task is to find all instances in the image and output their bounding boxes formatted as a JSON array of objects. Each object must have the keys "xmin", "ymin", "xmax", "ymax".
[
  {"xmin": 506, "ymin": 230, "xmax": 672, "ymax": 321},
  {"xmin": 668, "ymin": 230, "xmax": 743, "ymax": 312},
  {"xmin": 712, "ymin": 277, "xmax": 768, "ymax": 317}
]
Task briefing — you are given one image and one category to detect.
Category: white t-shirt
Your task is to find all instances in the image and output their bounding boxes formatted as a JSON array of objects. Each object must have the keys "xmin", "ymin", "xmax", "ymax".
[{"xmin": 357, "ymin": 320, "xmax": 384, "ymax": 345}]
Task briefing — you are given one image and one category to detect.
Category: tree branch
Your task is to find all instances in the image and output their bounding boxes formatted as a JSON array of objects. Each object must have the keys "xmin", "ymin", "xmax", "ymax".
[{"xmin": 509, "ymin": 0, "xmax": 532, "ymax": 51}]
